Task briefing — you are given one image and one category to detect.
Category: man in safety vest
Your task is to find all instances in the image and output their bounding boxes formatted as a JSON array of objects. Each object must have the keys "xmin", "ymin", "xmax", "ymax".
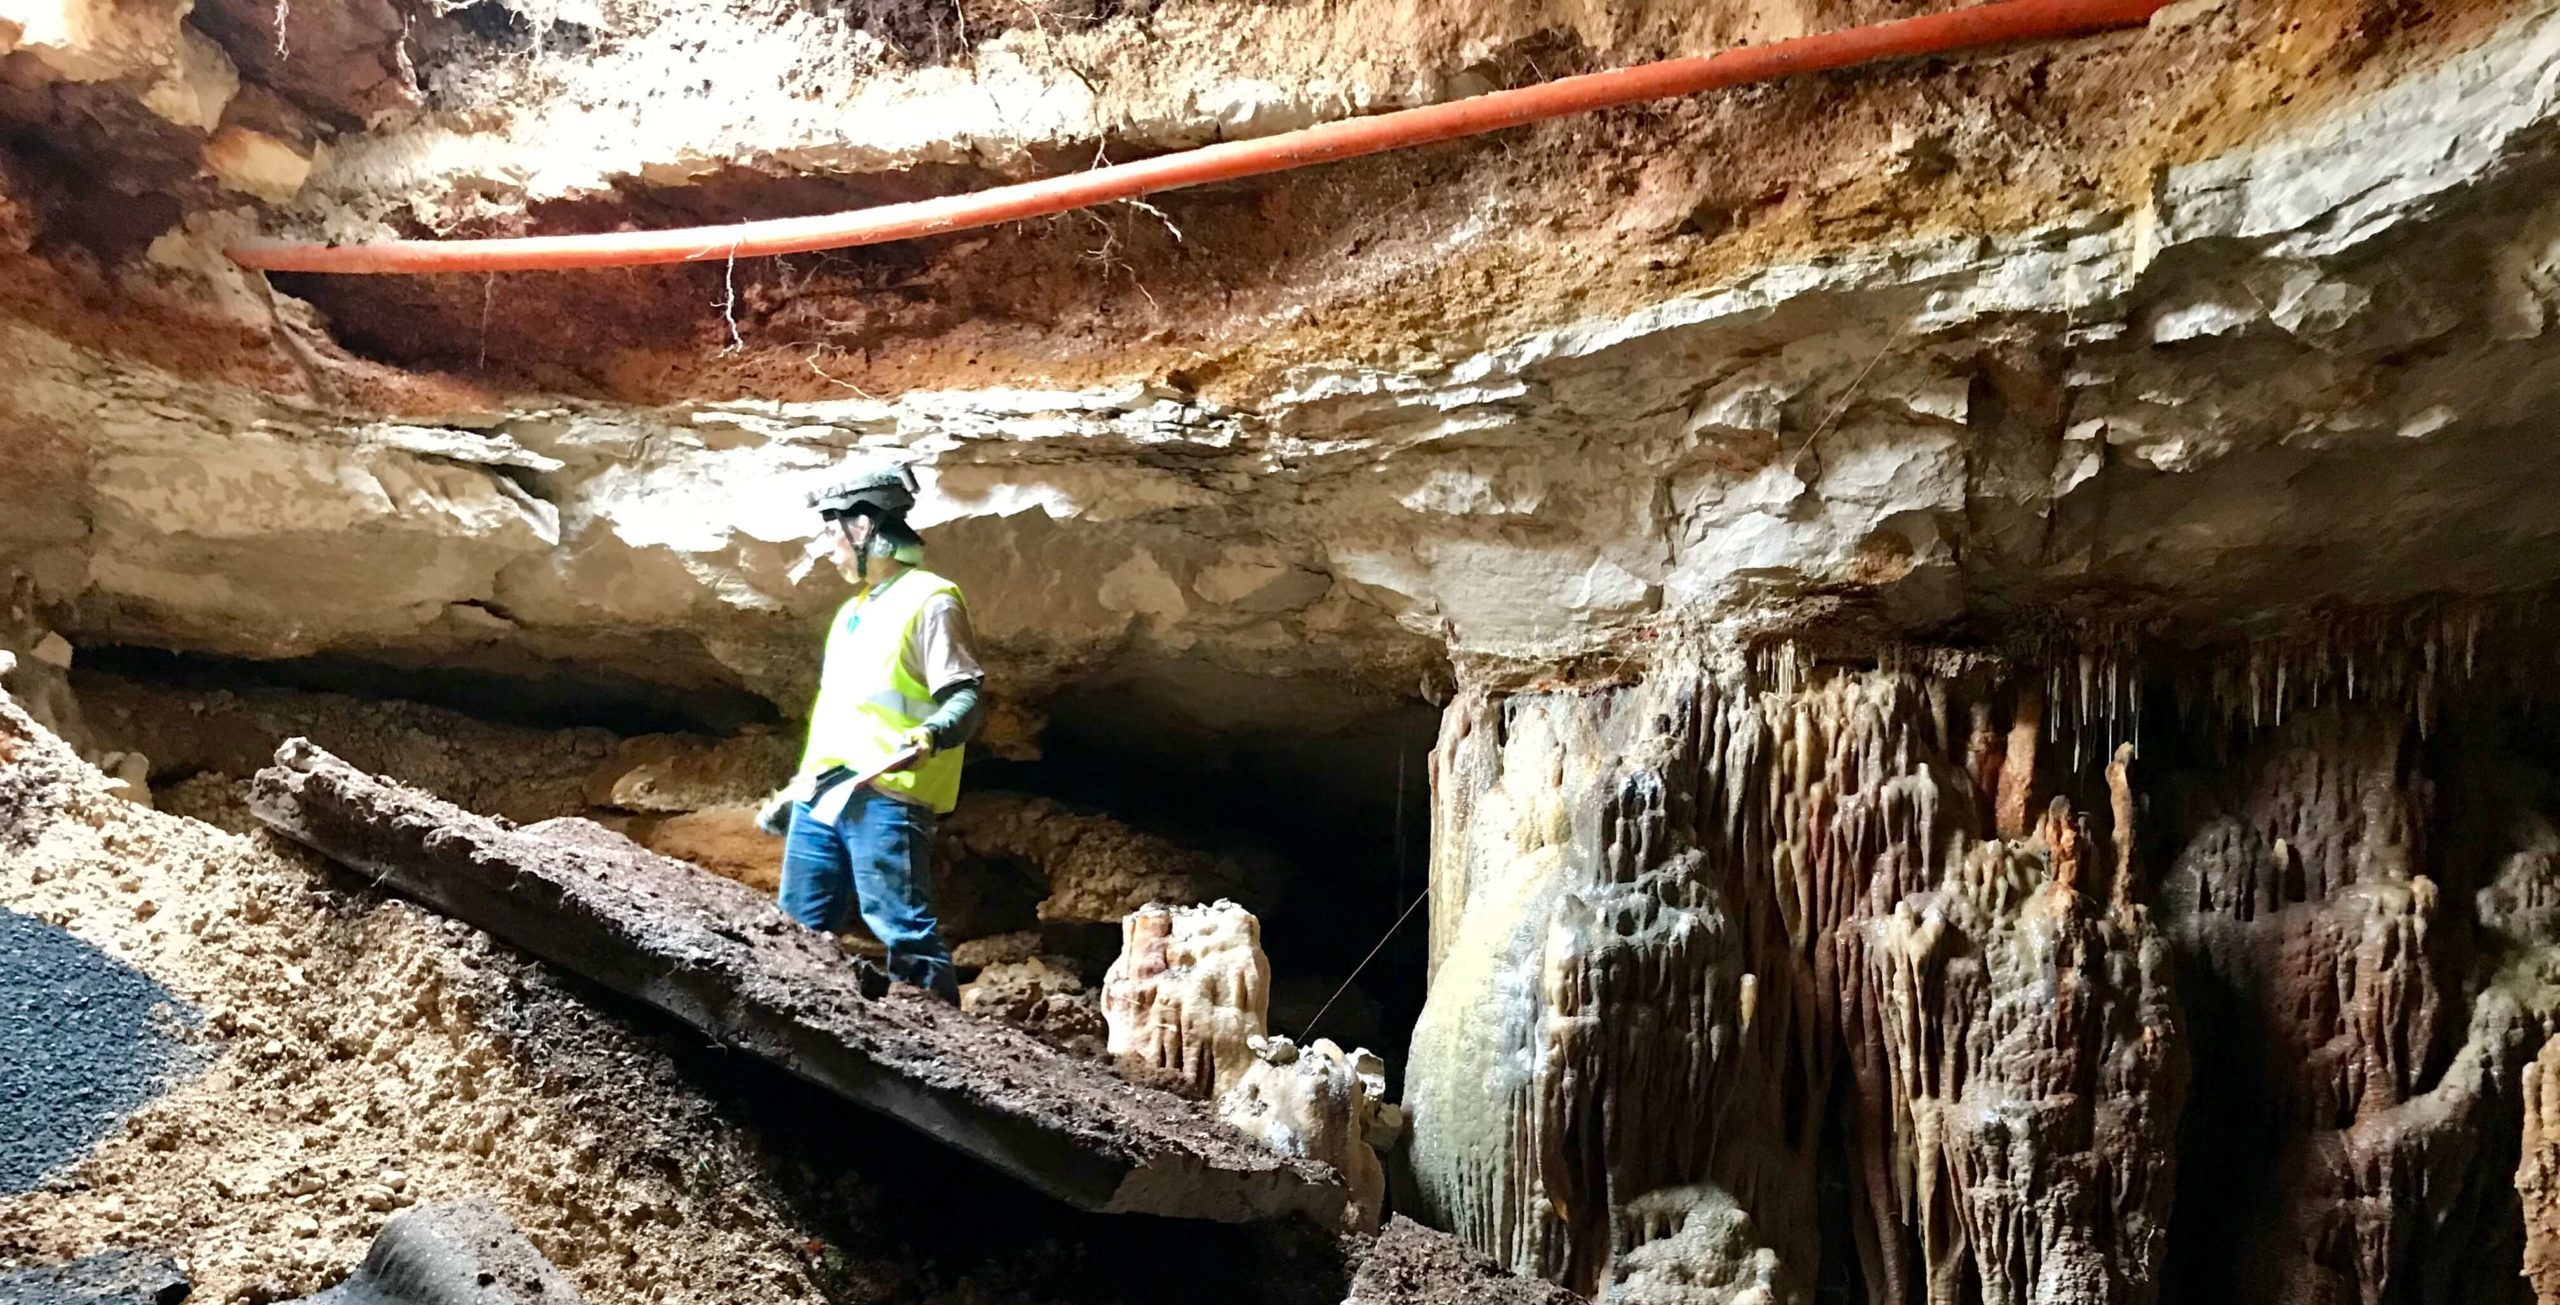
[{"xmin": 756, "ymin": 460, "xmax": 984, "ymax": 1002}]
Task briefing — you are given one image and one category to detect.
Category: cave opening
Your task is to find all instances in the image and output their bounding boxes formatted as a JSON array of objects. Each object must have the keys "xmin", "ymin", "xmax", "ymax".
[
  {"xmin": 67, "ymin": 638, "xmax": 1444, "ymax": 1083},
  {"xmin": 975, "ymin": 663, "xmax": 1444, "ymax": 1079}
]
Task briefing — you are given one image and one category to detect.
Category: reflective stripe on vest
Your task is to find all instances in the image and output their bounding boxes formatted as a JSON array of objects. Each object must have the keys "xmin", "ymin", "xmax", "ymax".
[{"xmin": 798, "ymin": 568, "xmax": 968, "ymax": 814}]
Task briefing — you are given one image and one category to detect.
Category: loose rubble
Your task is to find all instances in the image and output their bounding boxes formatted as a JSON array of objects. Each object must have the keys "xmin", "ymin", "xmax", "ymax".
[{"xmin": 0, "ymin": 687, "xmax": 848, "ymax": 1304}]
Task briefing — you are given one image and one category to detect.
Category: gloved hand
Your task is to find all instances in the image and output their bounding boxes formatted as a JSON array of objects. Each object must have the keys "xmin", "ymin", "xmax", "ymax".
[
  {"xmin": 755, "ymin": 790, "xmax": 795, "ymax": 836},
  {"xmin": 895, "ymin": 726, "xmax": 937, "ymax": 770},
  {"xmin": 756, "ymin": 770, "xmax": 823, "ymax": 836}
]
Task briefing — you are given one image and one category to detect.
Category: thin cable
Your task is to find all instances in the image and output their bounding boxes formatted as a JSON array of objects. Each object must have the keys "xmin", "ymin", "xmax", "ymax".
[
  {"xmin": 1393, "ymin": 751, "xmax": 1409, "ymax": 909},
  {"xmin": 1305, "ymin": 886, "xmax": 1430, "ymax": 1040},
  {"xmin": 1793, "ymin": 317, "xmax": 1904, "ymax": 460}
]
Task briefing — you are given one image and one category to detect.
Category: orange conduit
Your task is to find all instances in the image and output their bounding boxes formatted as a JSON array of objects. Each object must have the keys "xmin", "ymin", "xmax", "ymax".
[{"xmin": 227, "ymin": 0, "xmax": 2172, "ymax": 275}]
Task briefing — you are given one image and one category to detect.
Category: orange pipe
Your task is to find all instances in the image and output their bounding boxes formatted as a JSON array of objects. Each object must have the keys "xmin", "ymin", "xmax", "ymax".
[{"xmin": 228, "ymin": 0, "xmax": 2170, "ymax": 275}]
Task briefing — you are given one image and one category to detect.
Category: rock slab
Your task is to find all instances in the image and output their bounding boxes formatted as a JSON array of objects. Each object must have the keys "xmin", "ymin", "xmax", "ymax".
[{"xmin": 244, "ymin": 740, "xmax": 1344, "ymax": 1226}]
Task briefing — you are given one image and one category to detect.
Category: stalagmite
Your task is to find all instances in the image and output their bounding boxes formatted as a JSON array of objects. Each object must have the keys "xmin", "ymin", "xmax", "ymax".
[
  {"xmin": 2106, "ymin": 742, "xmax": 2137, "ymax": 913},
  {"xmin": 1217, "ymin": 1034, "xmax": 1391, "ymax": 1232},
  {"xmin": 1838, "ymin": 831, "xmax": 2182, "ymax": 1305},
  {"xmin": 1102, "ymin": 901, "xmax": 1271, "ymax": 1099},
  {"xmin": 1996, "ymin": 684, "xmax": 2042, "ymax": 840}
]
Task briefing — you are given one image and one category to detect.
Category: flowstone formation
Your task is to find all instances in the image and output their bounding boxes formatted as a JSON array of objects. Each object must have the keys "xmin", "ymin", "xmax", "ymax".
[
  {"xmin": 1410, "ymin": 619, "xmax": 2560, "ymax": 1305},
  {"xmin": 1408, "ymin": 660, "xmax": 2185, "ymax": 1304},
  {"xmin": 2525, "ymin": 1034, "xmax": 2560, "ymax": 1299}
]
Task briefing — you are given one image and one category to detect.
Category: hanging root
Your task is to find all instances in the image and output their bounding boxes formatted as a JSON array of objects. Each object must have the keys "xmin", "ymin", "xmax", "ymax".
[{"xmin": 718, "ymin": 250, "xmax": 744, "ymax": 354}]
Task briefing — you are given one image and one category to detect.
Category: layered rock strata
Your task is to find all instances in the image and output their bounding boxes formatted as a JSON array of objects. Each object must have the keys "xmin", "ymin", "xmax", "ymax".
[{"xmin": 13, "ymin": 4, "xmax": 2560, "ymax": 749}]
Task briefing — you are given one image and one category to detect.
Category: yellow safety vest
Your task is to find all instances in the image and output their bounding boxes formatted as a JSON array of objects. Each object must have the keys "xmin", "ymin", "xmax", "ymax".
[{"xmin": 798, "ymin": 568, "xmax": 968, "ymax": 814}]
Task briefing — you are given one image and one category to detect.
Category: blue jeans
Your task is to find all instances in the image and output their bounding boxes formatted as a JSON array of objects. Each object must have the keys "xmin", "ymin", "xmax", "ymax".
[{"xmin": 779, "ymin": 788, "xmax": 956, "ymax": 1002}]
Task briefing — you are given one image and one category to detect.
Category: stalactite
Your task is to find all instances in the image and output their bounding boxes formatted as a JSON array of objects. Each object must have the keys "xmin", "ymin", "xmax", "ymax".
[{"xmin": 2194, "ymin": 601, "xmax": 2507, "ymax": 739}]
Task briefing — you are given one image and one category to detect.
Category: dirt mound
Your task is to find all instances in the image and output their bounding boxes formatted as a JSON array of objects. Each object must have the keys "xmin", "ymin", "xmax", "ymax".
[
  {"xmin": 0, "ymin": 688, "xmax": 839, "ymax": 1304},
  {"xmin": 1345, "ymin": 1218, "xmax": 1586, "ymax": 1305}
]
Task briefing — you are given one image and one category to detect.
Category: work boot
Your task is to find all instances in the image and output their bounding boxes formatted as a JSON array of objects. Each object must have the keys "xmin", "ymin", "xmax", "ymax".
[{"xmin": 849, "ymin": 956, "xmax": 891, "ymax": 1000}]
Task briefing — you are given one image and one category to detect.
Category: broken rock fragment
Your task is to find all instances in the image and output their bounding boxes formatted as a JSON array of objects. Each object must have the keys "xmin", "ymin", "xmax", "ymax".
[
  {"xmin": 304, "ymin": 1197, "xmax": 579, "ymax": 1305},
  {"xmin": 1102, "ymin": 900, "xmax": 1271, "ymax": 1099},
  {"xmin": 1216, "ymin": 1034, "xmax": 1391, "ymax": 1232}
]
